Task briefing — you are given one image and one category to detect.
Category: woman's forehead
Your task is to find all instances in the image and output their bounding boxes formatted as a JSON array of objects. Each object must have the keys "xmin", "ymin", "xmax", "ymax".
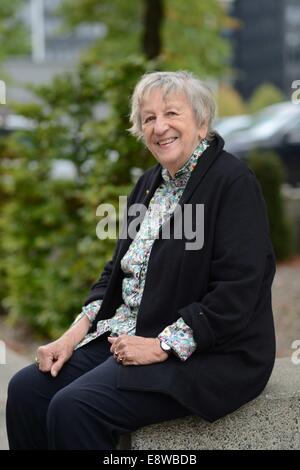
[{"xmin": 141, "ymin": 88, "xmax": 189, "ymax": 111}]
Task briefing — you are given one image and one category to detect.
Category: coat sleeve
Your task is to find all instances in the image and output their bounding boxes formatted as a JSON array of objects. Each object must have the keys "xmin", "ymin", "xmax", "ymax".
[
  {"xmin": 83, "ymin": 253, "xmax": 118, "ymax": 306},
  {"xmin": 83, "ymin": 174, "xmax": 145, "ymax": 306},
  {"xmin": 179, "ymin": 172, "xmax": 276, "ymax": 352}
]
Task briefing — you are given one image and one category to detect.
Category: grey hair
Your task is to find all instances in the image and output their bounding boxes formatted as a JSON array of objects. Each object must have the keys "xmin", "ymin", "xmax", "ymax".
[{"xmin": 128, "ymin": 70, "xmax": 216, "ymax": 141}]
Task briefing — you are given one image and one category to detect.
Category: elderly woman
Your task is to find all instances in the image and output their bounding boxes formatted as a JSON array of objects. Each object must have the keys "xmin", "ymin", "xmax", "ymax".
[{"xmin": 6, "ymin": 71, "xmax": 276, "ymax": 450}]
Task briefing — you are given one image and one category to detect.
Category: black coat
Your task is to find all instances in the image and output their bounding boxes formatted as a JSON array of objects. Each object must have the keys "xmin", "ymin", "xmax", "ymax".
[{"xmin": 84, "ymin": 135, "xmax": 276, "ymax": 422}]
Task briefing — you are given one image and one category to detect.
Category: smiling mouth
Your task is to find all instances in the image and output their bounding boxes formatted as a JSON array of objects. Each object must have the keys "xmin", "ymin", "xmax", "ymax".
[{"xmin": 157, "ymin": 137, "xmax": 178, "ymax": 146}]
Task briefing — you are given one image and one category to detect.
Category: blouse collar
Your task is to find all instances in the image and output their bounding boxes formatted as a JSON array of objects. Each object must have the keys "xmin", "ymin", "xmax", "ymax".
[{"xmin": 161, "ymin": 139, "xmax": 209, "ymax": 187}]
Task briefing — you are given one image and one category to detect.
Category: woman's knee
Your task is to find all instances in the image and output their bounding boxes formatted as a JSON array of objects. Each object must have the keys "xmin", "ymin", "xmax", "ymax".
[
  {"xmin": 47, "ymin": 387, "xmax": 76, "ymax": 427},
  {"xmin": 46, "ymin": 386, "xmax": 119, "ymax": 449},
  {"xmin": 47, "ymin": 386, "xmax": 110, "ymax": 431},
  {"xmin": 7, "ymin": 364, "xmax": 38, "ymax": 404}
]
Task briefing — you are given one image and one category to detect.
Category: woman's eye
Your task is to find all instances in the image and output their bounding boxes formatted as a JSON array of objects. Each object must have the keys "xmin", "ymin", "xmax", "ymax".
[{"xmin": 144, "ymin": 116, "xmax": 154, "ymax": 124}]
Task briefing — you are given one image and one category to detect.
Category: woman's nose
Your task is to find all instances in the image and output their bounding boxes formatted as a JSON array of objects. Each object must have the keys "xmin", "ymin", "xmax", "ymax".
[{"xmin": 153, "ymin": 116, "xmax": 169, "ymax": 134}]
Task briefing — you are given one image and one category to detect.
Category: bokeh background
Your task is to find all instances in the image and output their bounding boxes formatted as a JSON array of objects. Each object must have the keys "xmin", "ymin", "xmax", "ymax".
[{"xmin": 0, "ymin": 0, "xmax": 299, "ymax": 357}]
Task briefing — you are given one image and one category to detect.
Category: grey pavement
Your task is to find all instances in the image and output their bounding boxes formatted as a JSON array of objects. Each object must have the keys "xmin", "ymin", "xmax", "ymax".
[{"xmin": 0, "ymin": 347, "xmax": 31, "ymax": 450}]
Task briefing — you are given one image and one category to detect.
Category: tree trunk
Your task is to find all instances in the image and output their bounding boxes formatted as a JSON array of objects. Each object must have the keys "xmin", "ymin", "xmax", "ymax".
[{"xmin": 142, "ymin": 0, "xmax": 164, "ymax": 60}]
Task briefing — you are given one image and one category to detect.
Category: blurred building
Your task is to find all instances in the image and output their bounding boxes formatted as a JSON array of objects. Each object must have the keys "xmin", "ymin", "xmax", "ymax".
[
  {"xmin": 3, "ymin": 0, "xmax": 105, "ymax": 104},
  {"xmin": 231, "ymin": 0, "xmax": 300, "ymax": 98}
]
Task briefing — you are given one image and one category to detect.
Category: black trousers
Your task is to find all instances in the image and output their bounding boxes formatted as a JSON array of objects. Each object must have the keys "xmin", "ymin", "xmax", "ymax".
[{"xmin": 6, "ymin": 332, "xmax": 191, "ymax": 450}]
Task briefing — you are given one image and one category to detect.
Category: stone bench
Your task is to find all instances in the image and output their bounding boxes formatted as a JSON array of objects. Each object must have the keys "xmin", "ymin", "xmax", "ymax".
[{"xmin": 118, "ymin": 357, "xmax": 300, "ymax": 450}]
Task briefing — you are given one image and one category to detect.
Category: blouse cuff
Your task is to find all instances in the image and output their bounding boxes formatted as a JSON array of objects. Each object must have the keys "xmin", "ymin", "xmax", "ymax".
[
  {"xmin": 82, "ymin": 299, "xmax": 103, "ymax": 322},
  {"xmin": 158, "ymin": 317, "xmax": 197, "ymax": 362},
  {"xmin": 71, "ymin": 299, "xmax": 103, "ymax": 327}
]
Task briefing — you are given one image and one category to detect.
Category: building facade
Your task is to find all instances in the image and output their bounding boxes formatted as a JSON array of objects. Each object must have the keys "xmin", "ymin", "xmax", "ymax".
[
  {"xmin": 232, "ymin": 0, "xmax": 300, "ymax": 98},
  {"xmin": 3, "ymin": 0, "xmax": 105, "ymax": 103}
]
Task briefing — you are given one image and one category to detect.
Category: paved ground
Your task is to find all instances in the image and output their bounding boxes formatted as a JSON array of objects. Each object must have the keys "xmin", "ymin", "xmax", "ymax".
[{"xmin": 272, "ymin": 258, "xmax": 300, "ymax": 357}]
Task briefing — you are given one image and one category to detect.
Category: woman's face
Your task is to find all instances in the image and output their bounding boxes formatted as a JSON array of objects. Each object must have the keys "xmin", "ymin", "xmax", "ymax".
[{"xmin": 141, "ymin": 88, "xmax": 208, "ymax": 177}]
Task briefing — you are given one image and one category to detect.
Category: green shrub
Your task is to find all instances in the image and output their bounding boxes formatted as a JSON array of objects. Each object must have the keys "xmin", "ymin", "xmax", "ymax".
[
  {"xmin": 216, "ymin": 83, "xmax": 247, "ymax": 117},
  {"xmin": 0, "ymin": 56, "xmax": 156, "ymax": 338},
  {"xmin": 248, "ymin": 150, "xmax": 295, "ymax": 261},
  {"xmin": 248, "ymin": 83, "xmax": 285, "ymax": 114}
]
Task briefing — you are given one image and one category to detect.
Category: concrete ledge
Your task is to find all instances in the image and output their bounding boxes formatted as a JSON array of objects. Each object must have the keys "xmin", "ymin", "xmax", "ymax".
[{"xmin": 127, "ymin": 358, "xmax": 300, "ymax": 450}]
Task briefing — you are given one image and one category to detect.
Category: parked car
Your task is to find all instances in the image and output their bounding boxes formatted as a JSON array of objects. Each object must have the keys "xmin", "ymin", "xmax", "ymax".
[
  {"xmin": 222, "ymin": 102, "xmax": 300, "ymax": 186},
  {"xmin": 214, "ymin": 114, "xmax": 253, "ymax": 139}
]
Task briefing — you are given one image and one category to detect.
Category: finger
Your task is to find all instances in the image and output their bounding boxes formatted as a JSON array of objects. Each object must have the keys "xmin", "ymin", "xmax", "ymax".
[
  {"xmin": 107, "ymin": 337, "xmax": 117, "ymax": 342},
  {"xmin": 50, "ymin": 357, "xmax": 65, "ymax": 377},
  {"xmin": 38, "ymin": 356, "xmax": 54, "ymax": 372},
  {"xmin": 108, "ymin": 337, "xmax": 117, "ymax": 349},
  {"xmin": 108, "ymin": 337, "xmax": 118, "ymax": 353}
]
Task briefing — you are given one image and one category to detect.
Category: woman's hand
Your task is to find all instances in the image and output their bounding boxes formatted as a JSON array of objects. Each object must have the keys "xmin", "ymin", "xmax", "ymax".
[
  {"xmin": 35, "ymin": 314, "xmax": 91, "ymax": 377},
  {"xmin": 35, "ymin": 337, "xmax": 74, "ymax": 377},
  {"xmin": 108, "ymin": 334, "xmax": 169, "ymax": 366}
]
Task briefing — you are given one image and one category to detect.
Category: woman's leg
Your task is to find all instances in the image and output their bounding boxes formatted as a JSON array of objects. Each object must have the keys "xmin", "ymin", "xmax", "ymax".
[
  {"xmin": 6, "ymin": 333, "xmax": 112, "ymax": 449},
  {"xmin": 47, "ymin": 357, "xmax": 191, "ymax": 450}
]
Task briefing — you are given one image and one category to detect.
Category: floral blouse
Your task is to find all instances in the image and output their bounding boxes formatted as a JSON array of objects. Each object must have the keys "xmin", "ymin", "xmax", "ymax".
[{"xmin": 73, "ymin": 140, "xmax": 209, "ymax": 361}]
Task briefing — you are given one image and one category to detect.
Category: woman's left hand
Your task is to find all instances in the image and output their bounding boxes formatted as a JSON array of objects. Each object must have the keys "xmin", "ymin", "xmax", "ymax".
[{"xmin": 108, "ymin": 334, "xmax": 169, "ymax": 366}]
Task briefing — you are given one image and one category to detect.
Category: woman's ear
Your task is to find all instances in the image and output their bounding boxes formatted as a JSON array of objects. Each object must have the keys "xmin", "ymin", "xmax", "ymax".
[{"xmin": 199, "ymin": 124, "xmax": 208, "ymax": 140}]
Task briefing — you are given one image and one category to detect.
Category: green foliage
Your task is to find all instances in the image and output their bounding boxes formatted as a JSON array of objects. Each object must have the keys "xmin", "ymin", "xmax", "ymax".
[
  {"xmin": 0, "ymin": 56, "xmax": 156, "ymax": 338},
  {"xmin": 216, "ymin": 83, "xmax": 247, "ymax": 117},
  {"xmin": 0, "ymin": 0, "xmax": 29, "ymax": 61},
  {"xmin": 248, "ymin": 83, "xmax": 285, "ymax": 114},
  {"xmin": 59, "ymin": 0, "xmax": 231, "ymax": 77},
  {"xmin": 0, "ymin": 0, "xmax": 234, "ymax": 337},
  {"xmin": 162, "ymin": 0, "xmax": 232, "ymax": 76},
  {"xmin": 248, "ymin": 150, "xmax": 295, "ymax": 261}
]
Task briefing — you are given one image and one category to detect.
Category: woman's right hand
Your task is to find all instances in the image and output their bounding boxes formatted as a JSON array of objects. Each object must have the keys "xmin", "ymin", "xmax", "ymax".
[
  {"xmin": 35, "ymin": 314, "xmax": 91, "ymax": 377},
  {"xmin": 35, "ymin": 336, "xmax": 74, "ymax": 377}
]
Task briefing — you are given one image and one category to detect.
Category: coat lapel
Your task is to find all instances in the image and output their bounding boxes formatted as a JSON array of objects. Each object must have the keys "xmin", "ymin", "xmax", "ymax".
[
  {"xmin": 179, "ymin": 134, "xmax": 224, "ymax": 206},
  {"xmin": 139, "ymin": 163, "xmax": 163, "ymax": 207},
  {"xmin": 114, "ymin": 163, "xmax": 163, "ymax": 264},
  {"xmin": 155, "ymin": 135, "xmax": 225, "ymax": 237}
]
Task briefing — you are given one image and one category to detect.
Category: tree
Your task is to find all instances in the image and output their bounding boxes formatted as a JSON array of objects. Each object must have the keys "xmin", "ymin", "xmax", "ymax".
[
  {"xmin": 0, "ymin": 56, "xmax": 156, "ymax": 337},
  {"xmin": 143, "ymin": 0, "xmax": 164, "ymax": 59},
  {"xmin": 162, "ymin": 0, "xmax": 232, "ymax": 76},
  {"xmin": 0, "ymin": 0, "xmax": 29, "ymax": 62},
  {"xmin": 59, "ymin": 0, "xmax": 232, "ymax": 77},
  {"xmin": 0, "ymin": 0, "xmax": 234, "ymax": 336}
]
